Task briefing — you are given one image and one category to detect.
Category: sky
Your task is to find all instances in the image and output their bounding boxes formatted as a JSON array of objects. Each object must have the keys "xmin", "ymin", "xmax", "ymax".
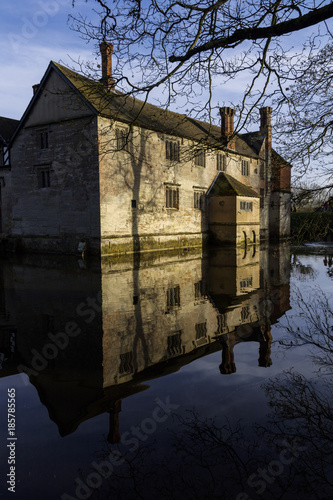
[
  {"xmin": 0, "ymin": 0, "xmax": 330, "ymax": 185},
  {"xmin": 0, "ymin": 0, "xmax": 97, "ymax": 120},
  {"xmin": 0, "ymin": 0, "xmax": 267, "ymax": 123}
]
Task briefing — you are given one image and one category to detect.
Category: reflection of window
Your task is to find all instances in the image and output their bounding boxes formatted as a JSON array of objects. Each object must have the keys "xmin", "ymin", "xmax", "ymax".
[
  {"xmin": 216, "ymin": 153, "xmax": 226, "ymax": 171},
  {"xmin": 240, "ymin": 277, "xmax": 253, "ymax": 289},
  {"xmin": 195, "ymin": 322, "xmax": 207, "ymax": 340},
  {"xmin": 166, "ymin": 186, "xmax": 179, "ymax": 209},
  {"xmin": 194, "ymin": 280, "xmax": 205, "ymax": 300},
  {"xmin": 166, "ymin": 285, "xmax": 180, "ymax": 310},
  {"xmin": 165, "ymin": 140, "xmax": 180, "ymax": 161},
  {"xmin": 119, "ymin": 351, "xmax": 134, "ymax": 374},
  {"xmin": 240, "ymin": 201, "xmax": 253, "ymax": 211},
  {"xmin": 217, "ymin": 314, "xmax": 227, "ymax": 334},
  {"xmin": 194, "ymin": 149, "xmax": 205, "ymax": 167},
  {"xmin": 241, "ymin": 305, "xmax": 250, "ymax": 322},
  {"xmin": 194, "ymin": 191, "xmax": 205, "ymax": 210},
  {"xmin": 241, "ymin": 160, "xmax": 249, "ymax": 176},
  {"xmin": 167, "ymin": 331, "xmax": 182, "ymax": 356}
]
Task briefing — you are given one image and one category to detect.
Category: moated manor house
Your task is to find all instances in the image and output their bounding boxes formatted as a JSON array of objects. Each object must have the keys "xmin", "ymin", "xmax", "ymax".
[{"xmin": 0, "ymin": 44, "xmax": 291, "ymax": 255}]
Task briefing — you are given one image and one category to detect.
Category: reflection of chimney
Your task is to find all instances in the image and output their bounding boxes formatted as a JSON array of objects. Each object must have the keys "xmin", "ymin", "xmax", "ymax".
[
  {"xmin": 220, "ymin": 107, "xmax": 236, "ymax": 149},
  {"xmin": 107, "ymin": 399, "xmax": 122, "ymax": 444},
  {"xmin": 32, "ymin": 84, "xmax": 40, "ymax": 95},
  {"xmin": 100, "ymin": 42, "xmax": 115, "ymax": 90},
  {"xmin": 258, "ymin": 326, "xmax": 272, "ymax": 367},
  {"xmin": 259, "ymin": 107, "xmax": 272, "ymax": 152},
  {"xmin": 220, "ymin": 337, "xmax": 236, "ymax": 374}
]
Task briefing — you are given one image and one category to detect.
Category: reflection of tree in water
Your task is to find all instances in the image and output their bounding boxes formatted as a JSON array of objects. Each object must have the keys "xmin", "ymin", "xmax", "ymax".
[
  {"xmin": 291, "ymin": 254, "xmax": 318, "ymax": 282},
  {"xmin": 86, "ymin": 287, "xmax": 333, "ymax": 499},
  {"xmin": 323, "ymin": 254, "xmax": 333, "ymax": 279}
]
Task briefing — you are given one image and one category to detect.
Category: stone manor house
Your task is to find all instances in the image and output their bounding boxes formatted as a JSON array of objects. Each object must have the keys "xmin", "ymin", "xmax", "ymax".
[{"xmin": 0, "ymin": 43, "xmax": 291, "ymax": 256}]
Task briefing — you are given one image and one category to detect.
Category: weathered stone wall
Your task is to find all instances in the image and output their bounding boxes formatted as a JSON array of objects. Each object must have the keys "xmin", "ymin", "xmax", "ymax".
[
  {"xmin": 209, "ymin": 195, "xmax": 260, "ymax": 245},
  {"xmin": 98, "ymin": 117, "xmax": 267, "ymax": 254},
  {"xmin": 270, "ymin": 191, "xmax": 291, "ymax": 239},
  {"xmin": 11, "ymin": 113, "xmax": 101, "ymax": 253}
]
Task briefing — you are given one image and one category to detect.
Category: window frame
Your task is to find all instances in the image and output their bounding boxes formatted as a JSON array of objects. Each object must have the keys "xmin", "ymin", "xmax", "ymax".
[
  {"xmin": 115, "ymin": 127, "xmax": 130, "ymax": 151},
  {"xmin": 240, "ymin": 200, "xmax": 253, "ymax": 212},
  {"xmin": 194, "ymin": 149, "xmax": 205, "ymax": 167},
  {"xmin": 165, "ymin": 185, "xmax": 180, "ymax": 209},
  {"xmin": 165, "ymin": 139, "xmax": 180, "ymax": 162},
  {"xmin": 216, "ymin": 153, "xmax": 226, "ymax": 171},
  {"xmin": 39, "ymin": 130, "xmax": 49, "ymax": 150},
  {"xmin": 37, "ymin": 166, "xmax": 52, "ymax": 189},
  {"xmin": 241, "ymin": 159, "xmax": 250, "ymax": 176},
  {"xmin": 194, "ymin": 190, "xmax": 205, "ymax": 211}
]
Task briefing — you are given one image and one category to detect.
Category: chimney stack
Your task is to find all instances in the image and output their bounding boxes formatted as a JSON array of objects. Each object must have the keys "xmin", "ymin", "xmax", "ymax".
[
  {"xmin": 259, "ymin": 106, "xmax": 272, "ymax": 151},
  {"xmin": 32, "ymin": 84, "xmax": 40, "ymax": 95},
  {"xmin": 220, "ymin": 107, "xmax": 236, "ymax": 149},
  {"xmin": 100, "ymin": 42, "xmax": 115, "ymax": 90}
]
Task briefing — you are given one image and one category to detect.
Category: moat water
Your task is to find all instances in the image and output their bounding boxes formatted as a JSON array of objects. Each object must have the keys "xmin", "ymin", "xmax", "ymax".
[{"xmin": 0, "ymin": 244, "xmax": 332, "ymax": 499}]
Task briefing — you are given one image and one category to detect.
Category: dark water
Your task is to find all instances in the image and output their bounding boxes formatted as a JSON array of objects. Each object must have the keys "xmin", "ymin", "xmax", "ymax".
[{"xmin": 0, "ymin": 245, "xmax": 332, "ymax": 500}]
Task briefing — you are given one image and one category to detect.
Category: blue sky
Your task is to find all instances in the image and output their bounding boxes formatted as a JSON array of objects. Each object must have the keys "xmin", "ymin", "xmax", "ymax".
[
  {"xmin": 0, "ymin": 0, "xmax": 271, "ymax": 123},
  {"xmin": 0, "ymin": 0, "xmax": 97, "ymax": 120}
]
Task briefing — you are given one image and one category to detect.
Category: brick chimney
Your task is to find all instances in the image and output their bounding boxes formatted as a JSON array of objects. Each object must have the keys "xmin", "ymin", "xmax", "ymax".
[
  {"xmin": 220, "ymin": 107, "xmax": 236, "ymax": 149},
  {"xmin": 259, "ymin": 106, "xmax": 272, "ymax": 151},
  {"xmin": 100, "ymin": 42, "xmax": 115, "ymax": 90}
]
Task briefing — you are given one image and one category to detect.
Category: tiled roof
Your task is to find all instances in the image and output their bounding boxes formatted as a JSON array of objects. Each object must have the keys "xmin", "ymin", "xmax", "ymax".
[
  {"xmin": 0, "ymin": 116, "xmax": 19, "ymax": 143},
  {"xmin": 208, "ymin": 172, "xmax": 260, "ymax": 198},
  {"xmin": 51, "ymin": 62, "xmax": 261, "ymax": 159}
]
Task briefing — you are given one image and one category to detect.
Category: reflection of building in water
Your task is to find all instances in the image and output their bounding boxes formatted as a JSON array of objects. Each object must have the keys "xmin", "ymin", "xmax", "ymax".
[{"xmin": 0, "ymin": 245, "xmax": 290, "ymax": 436}]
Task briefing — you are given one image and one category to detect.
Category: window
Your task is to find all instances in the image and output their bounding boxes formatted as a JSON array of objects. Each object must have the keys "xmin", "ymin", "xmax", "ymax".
[
  {"xmin": 194, "ymin": 280, "xmax": 206, "ymax": 300},
  {"xmin": 216, "ymin": 153, "xmax": 226, "ymax": 171},
  {"xmin": 240, "ymin": 200, "xmax": 253, "ymax": 211},
  {"xmin": 40, "ymin": 131, "xmax": 49, "ymax": 150},
  {"xmin": 166, "ymin": 285, "xmax": 181, "ymax": 310},
  {"xmin": 194, "ymin": 190, "xmax": 205, "ymax": 210},
  {"xmin": 0, "ymin": 146, "xmax": 9, "ymax": 167},
  {"xmin": 38, "ymin": 168, "xmax": 51, "ymax": 188},
  {"xmin": 165, "ymin": 140, "xmax": 180, "ymax": 161},
  {"xmin": 166, "ymin": 185, "xmax": 179, "ymax": 209},
  {"xmin": 194, "ymin": 149, "xmax": 205, "ymax": 167},
  {"xmin": 260, "ymin": 162, "xmax": 264, "ymax": 179},
  {"xmin": 131, "ymin": 199, "xmax": 137, "ymax": 209},
  {"xmin": 195, "ymin": 322, "xmax": 207, "ymax": 340},
  {"xmin": 241, "ymin": 159, "xmax": 250, "ymax": 176},
  {"xmin": 116, "ymin": 128, "xmax": 129, "ymax": 151},
  {"xmin": 260, "ymin": 189, "xmax": 264, "ymax": 208}
]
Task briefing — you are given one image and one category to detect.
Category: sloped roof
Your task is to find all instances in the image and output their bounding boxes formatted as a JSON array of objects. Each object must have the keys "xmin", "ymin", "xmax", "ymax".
[
  {"xmin": 0, "ymin": 116, "xmax": 19, "ymax": 143},
  {"xmin": 208, "ymin": 172, "xmax": 260, "ymax": 198},
  {"xmin": 241, "ymin": 132, "xmax": 265, "ymax": 155},
  {"xmin": 49, "ymin": 62, "xmax": 260, "ymax": 158}
]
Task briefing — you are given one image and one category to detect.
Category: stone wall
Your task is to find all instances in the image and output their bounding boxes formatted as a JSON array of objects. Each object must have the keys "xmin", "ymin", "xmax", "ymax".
[{"xmin": 98, "ymin": 117, "xmax": 267, "ymax": 255}]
